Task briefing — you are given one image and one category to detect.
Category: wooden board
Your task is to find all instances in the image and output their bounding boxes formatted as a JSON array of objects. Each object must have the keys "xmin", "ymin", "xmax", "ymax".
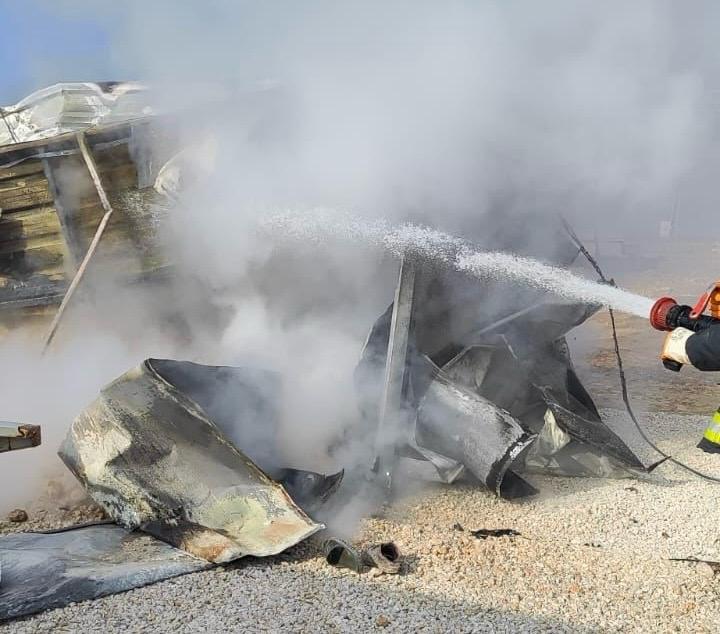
[
  {"xmin": 0, "ymin": 173, "xmax": 53, "ymax": 211},
  {"xmin": 0, "ymin": 124, "xmax": 171, "ymax": 318},
  {"xmin": 0, "ymin": 159, "xmax": 46, "ymax": 181}
]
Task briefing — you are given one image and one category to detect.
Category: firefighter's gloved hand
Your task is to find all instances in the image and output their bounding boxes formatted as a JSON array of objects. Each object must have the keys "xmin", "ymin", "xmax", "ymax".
[{"xmin": 661, "ymin": 327, "xmax": 693, "ymax": 365}]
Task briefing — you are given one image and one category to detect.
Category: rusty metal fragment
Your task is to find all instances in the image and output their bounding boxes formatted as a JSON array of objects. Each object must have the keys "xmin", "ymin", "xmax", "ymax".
[
  {"xmin": 58, "ymin": 359, "xmax": 323, "ymax": 563},
  {"xmin": 322, "ymin": 538, "xmax": 365, "ymax": 572},
  {"xmin": 0, "ymin": 423, "xmax": 41, "ymax": 453},
  {"xmin": 363, "ymin": 542, "xmax": 401, "ymax": 574}
]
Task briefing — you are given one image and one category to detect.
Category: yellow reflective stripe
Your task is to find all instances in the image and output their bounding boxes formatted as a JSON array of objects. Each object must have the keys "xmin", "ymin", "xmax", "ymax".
[
  {"xmin": 713, "ymin": 411, "xmax": 720, "ymax": 424},
  {"xmin": 704, "ymin": 421, "xmax": 720, "ymax": 444}
]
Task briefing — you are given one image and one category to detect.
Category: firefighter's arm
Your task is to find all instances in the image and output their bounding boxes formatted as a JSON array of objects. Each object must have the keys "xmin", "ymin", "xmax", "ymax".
[
  {"xmin": 686, "ymin": 323, "xmax": 720, "ymax": 370},
  {"xmin": 664, "ymin": 323, "xmax": 720, "ymax": 371}
]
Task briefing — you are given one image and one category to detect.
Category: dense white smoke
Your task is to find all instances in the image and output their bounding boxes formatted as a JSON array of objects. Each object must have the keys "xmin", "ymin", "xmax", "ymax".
[
  {"xmin": 87, "ymin": 0, "xmax": 720, "ymax": 235},
  {"xmin": 2, "ymin": 1, "xmax": 720, "ymax": 516}
]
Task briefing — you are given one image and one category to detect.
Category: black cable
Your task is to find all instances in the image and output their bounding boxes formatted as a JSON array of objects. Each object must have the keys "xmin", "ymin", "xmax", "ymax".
[{"xmin": 559, "ymin": 216, "xmax": 720, "ymax": 483}]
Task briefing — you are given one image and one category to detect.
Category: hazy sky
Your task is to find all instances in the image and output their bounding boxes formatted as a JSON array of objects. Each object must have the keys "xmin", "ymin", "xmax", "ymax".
[
  {"xmin": 3, "ymin": 1, "xmax": 720, "ymax": 236},
  {"xmin": 0, "ymin": 2, "xmax": 113, "ymax": 103}
]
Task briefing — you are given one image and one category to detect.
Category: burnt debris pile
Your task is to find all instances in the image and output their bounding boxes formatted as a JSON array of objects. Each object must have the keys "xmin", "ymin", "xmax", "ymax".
[{"xmin": 355, "ymin": 218, "xmax": 644, "ymax": 499}]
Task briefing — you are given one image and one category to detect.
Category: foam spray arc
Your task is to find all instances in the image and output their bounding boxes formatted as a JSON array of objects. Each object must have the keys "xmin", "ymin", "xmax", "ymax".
[{"xmin": 263, "ymin": 209, "xmax": 654, "ymax": 318}]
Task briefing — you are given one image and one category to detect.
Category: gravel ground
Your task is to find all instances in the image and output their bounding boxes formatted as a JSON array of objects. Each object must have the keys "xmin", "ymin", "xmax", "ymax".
[{"xmin": 3, "ymin": 409, "xmax": 720, "ymax": 633}]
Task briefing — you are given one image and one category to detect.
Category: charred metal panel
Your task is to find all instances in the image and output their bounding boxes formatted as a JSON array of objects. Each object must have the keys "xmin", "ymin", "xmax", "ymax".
[
  {"xmin": 58, "ymin": 359, "xmax": 322, "ymax": 563},
  {"xmin": 145, "ymin": 359, "xmax": 282, "ymax": 473},
  {"xmin": 374, "ymin": 256, "xmax": 417, "ymax": 488},
  {"xmin": 0, "ymin": 524, "xmax": 211, "ymax": 620},
  {"xmin": 415, "ymin": 365, "xmax": 536, "ymax": 497}
]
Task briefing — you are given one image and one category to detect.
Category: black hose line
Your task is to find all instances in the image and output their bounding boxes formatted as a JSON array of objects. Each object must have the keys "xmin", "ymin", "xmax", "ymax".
[{"xmin": 559, "ymin": 216, "xmax": 720, "ymax": 483}]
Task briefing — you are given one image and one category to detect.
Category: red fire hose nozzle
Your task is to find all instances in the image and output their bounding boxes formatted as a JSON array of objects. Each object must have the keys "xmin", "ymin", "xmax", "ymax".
[{"xmin": 649, "ymin": 296, "xmax": 678, "ymax": 331}]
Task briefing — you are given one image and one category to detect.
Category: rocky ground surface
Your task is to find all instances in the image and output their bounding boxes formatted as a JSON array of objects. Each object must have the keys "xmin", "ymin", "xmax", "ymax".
[{"xmin": 3, "ymin": 409, "xmax": 720, "ymax": 633}]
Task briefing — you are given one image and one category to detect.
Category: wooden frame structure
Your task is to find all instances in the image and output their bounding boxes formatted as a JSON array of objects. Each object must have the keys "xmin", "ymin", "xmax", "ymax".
[{"xmin": 0, "ymin": 118, "xmax": 172, "ymax": 321}]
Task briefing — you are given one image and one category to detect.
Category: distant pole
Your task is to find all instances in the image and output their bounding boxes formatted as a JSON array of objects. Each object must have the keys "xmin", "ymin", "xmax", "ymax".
[{"xmin": 670, "ymin": 188, "xmax": 680, "ymax": 240}]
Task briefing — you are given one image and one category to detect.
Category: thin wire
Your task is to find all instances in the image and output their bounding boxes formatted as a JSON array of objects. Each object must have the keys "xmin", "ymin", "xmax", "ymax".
[
  {"xmin": 559, "ymin": 216, "xmax": 720, "ymax": 483},
  {"xmin": 0, "ymin": 107, "xmax": 19, "ymax": 144}
]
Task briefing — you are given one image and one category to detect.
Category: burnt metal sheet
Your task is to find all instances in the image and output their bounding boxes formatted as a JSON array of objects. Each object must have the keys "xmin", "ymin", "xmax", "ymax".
[
  {"xmin": 356, "ymin": 263, "xmax": 644, "ymax": 492},
  {"xmin": 374, "ymin": 256, "xmax": 417, "ymax": 489},
  {"xmin": 524, "ymin": 409, "xmax": 635, "ymax": 477},
  {"xmin": 0, "ymin": 82, "xmax": 151, "ymax": 147},
  {"xmin": 272, "ymin": 468, "xmax": 344, "ymax": 513},
  {"xmin": 144, "ymin": 359, "xmax": 282, "ymax": 472},
  {"xmin": 58, "ymin": 359, "xmax": 322, "ymax": 563},
  {"xmin": 443, "ymin": 341, "xmax": 645, "ymax": 471},
  {"xmin": 415, "ymin": 364, "xmax": 536, "ymax": 497},
  {"xmin": 0, "ymin": 423, "xmax": 41, "ymax": 453},
  {"xmin": 0, "ymin": 524, "xmax": 211, "ymax": 621}
]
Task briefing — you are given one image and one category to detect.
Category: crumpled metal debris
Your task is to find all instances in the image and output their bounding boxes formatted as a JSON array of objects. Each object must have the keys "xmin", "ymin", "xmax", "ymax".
[
  {"xmin": 58, "ymin": 359, "xmax": 324, "ymax": 563},
  {"xmin": 321, "ymin": 538, "xmax": 402, "ymax": 574},
  {"xmin": 355, "ymin": 226, "xmax": 645, "ymax": 497},
  {"xmin": 0, "ymin": 524, "xmax": 212, "ymax": 621},
  {"xmin": 363, "ymin": 542, "xmax": 401, "ymax": 574},
  {"xmin": 415, "ymin": 361, "xmax": 536, "ymax": 497},
  {"xmin": 0, "ymin": 82, "xmax": 151, "ymax": 146},
  {"xmin": 322, "ymin": 538, "xmax": 365, "ymax": 573},
  {"xmin": 273, "ymin": 468, "xmax": 344, "ymax": 513}
]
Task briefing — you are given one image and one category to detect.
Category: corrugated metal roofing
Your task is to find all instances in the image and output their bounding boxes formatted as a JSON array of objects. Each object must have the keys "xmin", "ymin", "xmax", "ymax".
[{"xmin": 0, "ymin": 82, "xmax": 152, "ymax": 147}]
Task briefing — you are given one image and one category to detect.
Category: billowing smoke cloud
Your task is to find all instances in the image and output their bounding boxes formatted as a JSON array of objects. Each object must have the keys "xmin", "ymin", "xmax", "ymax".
[
  {"xmin": 78, "ymin": 0, "xmax": 720, "ymax": 235},
  {"xmin": 2, "ymin": 1, "xmax": 720, "ymax": 518}
]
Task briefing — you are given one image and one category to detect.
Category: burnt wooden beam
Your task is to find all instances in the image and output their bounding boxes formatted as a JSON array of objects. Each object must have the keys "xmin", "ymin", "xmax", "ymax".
[
  {"xmin": 0, "ymin": 423, "xmax": 41, "ymax": 453},
  {"xmin": 43, "ymin": 132, "xmax": 116, "ymax": 352},
  {"xmin": 42, "ymin": 156, "xmax": 86, "ymax": 270},
  {"xmin": 129, "ymin": 121, "xmax": 156, "ymax": 189}
]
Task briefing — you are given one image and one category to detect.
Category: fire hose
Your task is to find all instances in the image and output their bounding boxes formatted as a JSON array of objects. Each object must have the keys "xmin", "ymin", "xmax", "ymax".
[{"xmin": 559, "ymin": 218, "xmax": 720, "ymax": 483}]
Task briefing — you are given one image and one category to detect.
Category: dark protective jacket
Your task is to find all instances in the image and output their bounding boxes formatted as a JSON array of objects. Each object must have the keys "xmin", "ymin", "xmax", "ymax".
[{"xmin": 687, "ymin": 324, "xmax": 720, "ymax": 371}]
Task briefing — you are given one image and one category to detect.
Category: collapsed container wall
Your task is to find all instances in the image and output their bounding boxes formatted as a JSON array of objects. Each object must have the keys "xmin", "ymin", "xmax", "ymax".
[{"xmin": 0, "ymin": 120, "xmax": 173, "ymax": 324}]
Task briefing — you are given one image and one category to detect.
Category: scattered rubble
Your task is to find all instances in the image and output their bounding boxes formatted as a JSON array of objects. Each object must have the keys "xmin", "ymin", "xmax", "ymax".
[
  {"xmin": 363, "ymin": 542, "xmax": 401, "ymax": 575},
  {"xmin": 6, "ymin": 510, "xmax": 27, "ymax": 524},
  {"xmin": 470, "ymin": 528, "xmax": 522, "ymax": 540}
]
